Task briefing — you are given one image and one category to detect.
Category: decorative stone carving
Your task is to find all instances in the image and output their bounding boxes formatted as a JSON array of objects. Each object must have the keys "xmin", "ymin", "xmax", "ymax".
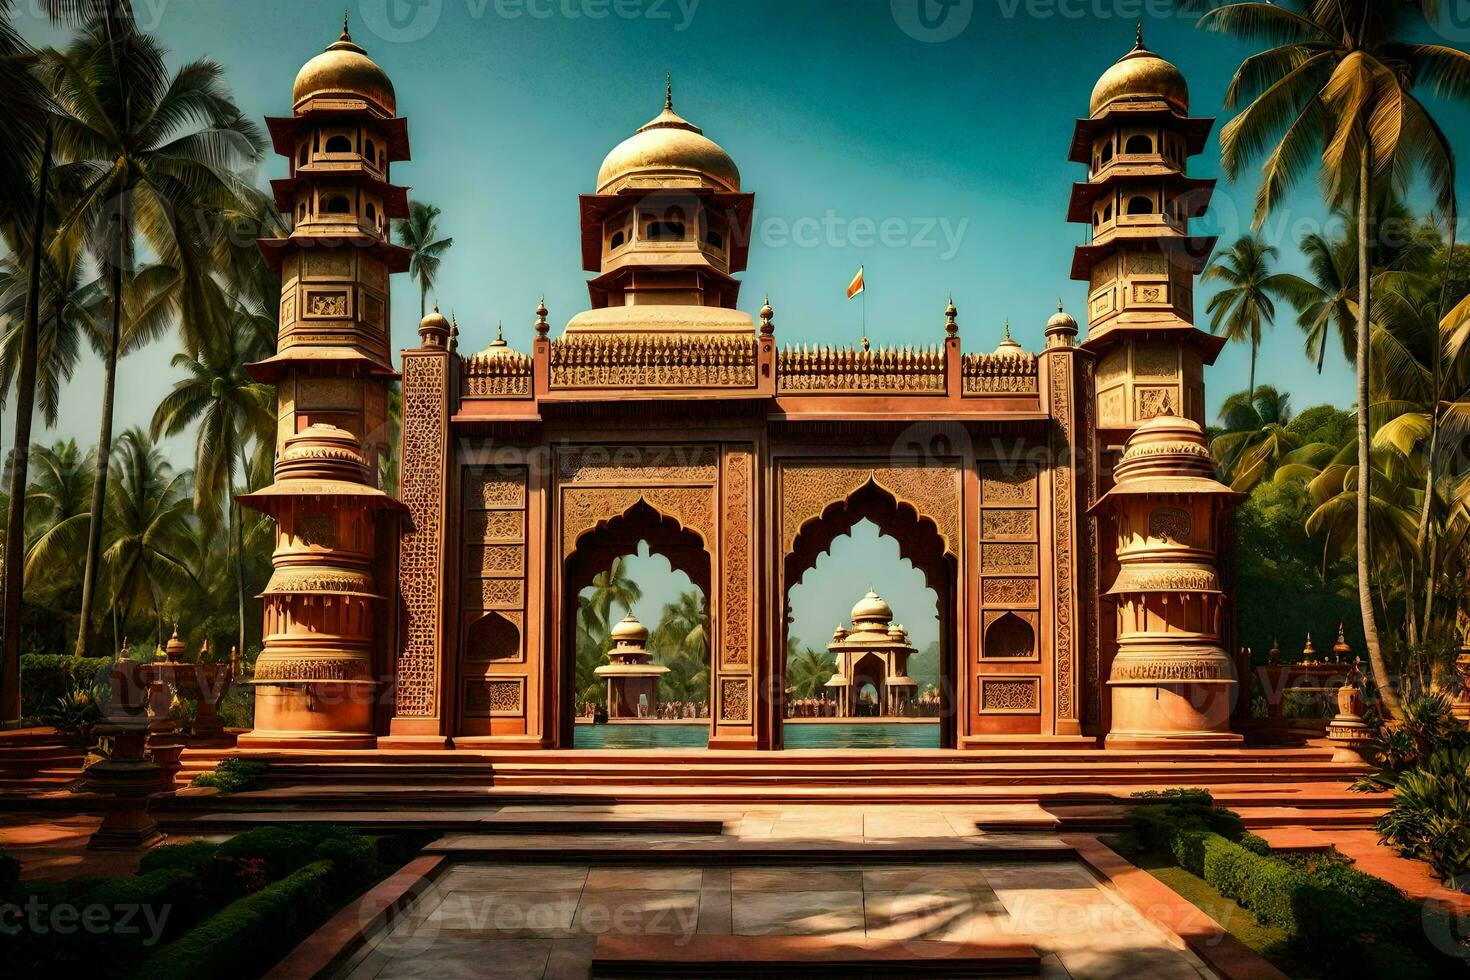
[
  {"xmin": 466, "ymin": 511, "xmax": 523, "ymax": 542},
  {"xmin": 550, "ymin": 335, "xmax": 757, "ymax": 389},
  {"xmin": 1050, "ymin": 355, "xmax": 1076, "ymax": 720},
  {"xmin": 980, "ymin": 678, "xmax": 1039, "ymax": 712},
  {"xmin": 1148, "ymin": 506, "xmax": 1193, "ymax": 544},
  {"xmin": 395, "ymin": 354, "xmax": 448, "ymax": 717},
  {"xmin": 561, "ymin": 486, "xmax": 716, "ymax": 557},
  {"xmin": 721, "ymin": 677, "xmax": 751, "ymax": 722},
  {"xmin": 467, "ymin": 470, "xmax": 526, "ymax": 509},
  {"xmin": 461, "ymin": 351, "xmax": 533, "ymax": 397},
  {"xmin": 464, "ymin": 678, "xmax": 523, "ymax": 716},
  {"xmin": 780, "ymin": 344, "xmax": 946, "ymax": 392},
  {"xmin": 298, "ymin": 515, "xmax": 336, "ymax": 548},
  {"xmin": 962, "ymin": 351, "xmax": 1040, "ymax": 394},
  {"xmin": 559, "ymin": 446, "xmax": 718, "ymax": 485},
  {"xmin": 306, "ymin": 291, "xmax": 348, "ymax": 317},
  {"xmin": 779, "ymin": 463, "xmax": 962, "ymax": 557},
  {"xmin": 721, "ymin": 449, "xmax": 753, "ymax": 668},
  {"xmin": 981, "ymin": 543, "xmax": 1037, "ymax": 574},
  {"xmin": 982, "ymin": 578, "xmax": 1039, "ymax": 606},
  {"xmin": 980, "ymin": 463, "xmax": 1038, "ymax": 506},
  {"xmin": 981, "ymin": 509, "xmax": 1036, "ymax": 541}
]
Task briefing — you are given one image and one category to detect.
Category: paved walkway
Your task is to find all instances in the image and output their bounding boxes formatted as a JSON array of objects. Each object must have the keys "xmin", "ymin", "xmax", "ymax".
[{"xmin": 328, "ymin": 804, "xmax": 1216, "ymax": 979}]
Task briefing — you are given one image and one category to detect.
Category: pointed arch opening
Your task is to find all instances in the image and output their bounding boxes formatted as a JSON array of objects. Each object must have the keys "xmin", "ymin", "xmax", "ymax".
[
  {"xmin": 781, "ymin": 479, "xmax": 957, "ymax": 748},
  {"xmin": 561, "ymin": 500, "xmax": 711, "ymax": 747}
]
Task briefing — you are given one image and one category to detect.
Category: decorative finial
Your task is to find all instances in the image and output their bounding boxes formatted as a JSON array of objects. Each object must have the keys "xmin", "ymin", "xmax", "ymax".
[
  {"xmin": 759, "ymin": 293, "xmax": 774, "ymax": 337},
  {"xmin": 1057, "ymin": 298, "xmax": 1065, "ymax": 313},
  {"xmin": 665, "ymin": 69, "xmax": 673, "ymax": 111},
  {"xmin": 1135, "ymin": 20, "xmax": 1144, "ymax": 49},
  {"xmin": 496, "ymin": 319, "xmax": 505, "ymax": 342},
  {"xmin": 1003, "ymin": 318, "xmax": 1013, "ymax": 342},
  {"xmin": 535, "ymin": 294, "xmax": 549, "ymax": 338},
  {"xmin": 448, "ymin": 311, "xmax": 460, "ymax": 353},
  {"xmin": 945, "ymin": 294, "xmax": 958, "ymax": 338},
  {"xmin": 341, "ymin": 7, "xmax": 351, "ymax": 42},
  {"xmin": 861, "ymin": 336, "xmax": 871, "ymax": 352}
]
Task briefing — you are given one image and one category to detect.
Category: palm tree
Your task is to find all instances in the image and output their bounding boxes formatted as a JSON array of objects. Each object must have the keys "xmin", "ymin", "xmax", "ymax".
[
  {"xmin": 587, "ymin": 556, "xmax": 642, "ymax": 628},
  {"xmin": 1200, "ymin": 0, "xmax": 1470, "ymax": 716},
  {"xmin": 652, "ymin": 590, "xmax": 710, "ymax": 705},
  {"xmin": 786, "ymin": 644, "xmax": 834, "ymax": 701},
  {"xmin": 20, "ymin": 439, "xmax": 92, "ymax": 589},
  {"xmin": 1202, "ymin": 235, "xmax": 1296, "ymax": 400},
  {"xmin": 41, "ymin": 11, "xmax": 263, "ymax": 655},
  {"xmin": 394, "ymin": 201, "xmax": 453, "ymax": 316},
  {"xmin": 150, "ymin": 309, "xmax": 275, "ymax": 658},
  {"xmin": 101, "ymin": 427, "xmax": 194, "ymax": 648},
  {"xmin": 1212, "ymin": 386, "xmax": 1337, "ymax": 491}
]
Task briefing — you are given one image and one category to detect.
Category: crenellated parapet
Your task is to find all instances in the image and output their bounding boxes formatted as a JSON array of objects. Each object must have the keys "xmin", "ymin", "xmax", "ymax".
[
  {"xmin": 549, "ymin": 334, "xmax": 758, "ymax": 390},
  {"xmin": 462, "ymin": 349, "xmax": 533, "ymax": 398},
  {"xmin": 777, "ymin": 343, "xmax": 945, "ymax": 393},
  {"xmin": 961, "ymin": 350, "xmax": 1039, "ymax": 395}
]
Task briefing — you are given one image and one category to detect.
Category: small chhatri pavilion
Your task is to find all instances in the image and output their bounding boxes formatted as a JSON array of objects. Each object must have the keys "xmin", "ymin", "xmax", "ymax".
[
  {"xmin": 594, "ymin": 615, "xmax": 668, "ymax": 718},
  {"xmin": 824, "ymin": 592, "xmax": 919, "ymax": 718}
]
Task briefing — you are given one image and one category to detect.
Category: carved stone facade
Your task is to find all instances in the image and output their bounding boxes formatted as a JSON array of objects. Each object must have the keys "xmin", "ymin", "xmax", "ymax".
[{"xmin": 239, "ymin": 24, "xmax": 1242, "ymax": 753}]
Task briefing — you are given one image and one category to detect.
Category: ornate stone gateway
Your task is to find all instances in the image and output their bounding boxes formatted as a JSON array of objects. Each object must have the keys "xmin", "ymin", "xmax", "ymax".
[{"xmin": 240, "ymin": 23, "xmax": 1245, "ymax": 752}]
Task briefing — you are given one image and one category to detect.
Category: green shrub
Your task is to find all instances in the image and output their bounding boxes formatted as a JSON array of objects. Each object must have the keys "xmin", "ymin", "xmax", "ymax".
[
  {"xmin": 19, "ymin": 654, "xmax": 113, "ymax": 718},
  {"xmin": 214, "ymin": 824, "xmax": 364, "ymax": 880},
  {"xmin": 138, "ymin": 839, "xmax": 221, "ymax": 878},
  {"xmin": 1375, "ymin": 744, "xmax": 1470, "ymax": 883},
  {"xmin": 138, "ymin": 859, "xmax": 335, "ymax": 980},
  {"xmin": 1129, "ymin": 788, "xmax": 1246, "ymax": 852},
  {"xmin": 190, "ymin": 757, "xmax": 267, "ymax": 794},
  {"xmin": 1238, "ymin": 832, "xmax": 1271, "ymax": 856}
]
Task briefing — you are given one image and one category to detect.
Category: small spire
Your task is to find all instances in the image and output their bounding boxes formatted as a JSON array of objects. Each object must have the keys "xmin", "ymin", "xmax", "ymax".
[
  {"xmin": 945, "ymin": 294, "xmax": 958, "ymax": 338},
  {"xmin": 496, "ymin": 319, "xmax": 505, "ymax": 342},
  {"xmin": 448, "ymin": 311, "xmax": 460, "ymax": 353},
  {"xmin": 759, "ymin": 293, "xmax": 774, "ymax": 337},
  {"xmin": 1134, "ymin": 20, "xmax": 1145, "ymax": 51},
  {"xmin": 861, "ymin": 336, "xmax": 871, "ymax": 352},
  {"xmin": 1003, "ymin": 318, "xmax": 1012, "ymax": 341},
  {"xmin": 1057, "ymin": 298, "xmax": 1065, "ymax": 313},
  {"xmin": 341, "ymin": 7, "xmax": 351, "ymax": 42},
  {"xmin": 534, "ymin": 294, "xmax": 550, "ymax": 337},
  {"xmin": 665, "ymin": 69, "xmax": 673, "ymax": 111}
]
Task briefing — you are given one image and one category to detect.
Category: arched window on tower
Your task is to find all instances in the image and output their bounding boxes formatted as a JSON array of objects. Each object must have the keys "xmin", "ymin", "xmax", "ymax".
[
  {"xmin": 1124, "ymin": 134, "xmax": 1153, "ymax": 155},
  {"xmin": 297, "ymin": 202, "xmax": 306, "ymax": 221},
  {"xmin": 323, "ymin": 194, "xmax": 352, "ymax": 214},
  {"xmin": 647, "ymin": 220, "xmax": 686, "ymax": 241},
  {"xmin": 364, "ymin": 138, "xmax": 377, "ymax": 165},
  {"xmin": 365, "ymin": 202, "xmax": 377, "ymax": 225},
  {"xmin": 1127, "ymin": 195, "xmax": 1154, "ymax": 216},
  {"xmin": 298, "ymin": 144, "xmax": 308, "ymax": 167},
  {"xmin": 1103, "ymin": 203, "xmax": 1113, "ymax": 222},
  {"xmin": 1100, "ymin": 142, "xmax": 1113, "ymax": 164},
  {"xmin": 610, "ymin": 229, "xmax": 625, "ymax": 249},
  {"xmin": 325, "ymin": 134, "xmax": 352, "ymax": 154},
  {"xmin": 1092, "ymin": 210, "xmax": 1100, "ymax": 227}
]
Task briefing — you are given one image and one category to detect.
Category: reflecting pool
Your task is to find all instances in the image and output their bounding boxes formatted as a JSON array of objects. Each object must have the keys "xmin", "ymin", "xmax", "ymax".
[{"xmin": 571, "ymin": 721, "xmax": 940, "ymax": 749}]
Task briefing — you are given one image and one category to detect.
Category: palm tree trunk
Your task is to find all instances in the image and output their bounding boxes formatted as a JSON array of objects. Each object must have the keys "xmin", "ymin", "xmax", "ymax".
[
  {"xmin": 234, "ymin": 444, "xmax": 248, "ymax": 660},
  {"xmin": 1419, "ymin": 223, "xmax": 1457, "ymax": 652},
  {"xmin": 1357, "ymin": 152, "xmax": 1399, "ymax": 718},
  {"xmin": 74, "ymin": 196, "xmax": 127, "ymax": 658},
  {"xmin": 420, "ymin": 281, "xmax": 426, "ymax": 318},
  {"xmin": 1, "ymin": 123, "xmax": 51, "ymax": 719},
  {"xmin": 1247, "ymin": 339, "xmax": 1257, "ymax": 406}
]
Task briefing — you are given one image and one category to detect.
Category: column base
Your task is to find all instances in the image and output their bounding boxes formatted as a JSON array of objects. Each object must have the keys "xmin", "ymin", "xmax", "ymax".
[
  {"xmin": 88, "ymin": 798, "xmax": 162, "ymax": 851},
  {"xmin": 236, "ymin": 730, "xmax": 377, "ymax": 750},
  {"xmin": 707, "ymin": 735, "xmax": 758, "ymax": 751},
  {"xmin": 1104, "ymin": 730, "xmax": 1245, "ymax": 750}
]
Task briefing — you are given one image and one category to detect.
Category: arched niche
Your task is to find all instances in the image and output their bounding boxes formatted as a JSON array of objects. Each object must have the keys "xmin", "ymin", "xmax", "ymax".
[
  {"xmin": 464, "ymin": 611, "xmax": 520, "ymax": 662},
  {"xmin": 984, "ymin": 612, "xmax": 1035, "ymax": 660}
]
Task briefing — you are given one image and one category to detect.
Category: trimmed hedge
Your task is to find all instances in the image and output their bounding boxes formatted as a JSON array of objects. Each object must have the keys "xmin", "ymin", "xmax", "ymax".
[
  {"xmin": 20, "ymin": 653, "xmax": 113, "ymax": 717},
  {"xmin": 137, "ymin": 859, "xmax": 336, "ymax": 980}
]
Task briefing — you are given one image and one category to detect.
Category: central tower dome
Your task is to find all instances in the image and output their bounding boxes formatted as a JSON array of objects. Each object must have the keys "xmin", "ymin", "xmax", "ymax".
[{"xmin": 566, "ymin": 75, "xmax": 756, "ymax": 338}]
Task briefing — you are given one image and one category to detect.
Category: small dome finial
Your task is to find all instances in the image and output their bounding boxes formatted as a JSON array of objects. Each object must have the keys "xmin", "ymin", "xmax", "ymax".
[
  {"xmin": 1135, "ymin": 19, "xmax": 1144, "ymax": 50},
  {"xmin": 665, "ymin": 69, "xmax": 673, "ymax": 111},
  {"xmin": 1003, "ymin": 318, "xmax": 1013, "ymax": 341},
  {"xmin": 759, "ymin": 294, "xmax": 774, "ymax": 337},
  {"xmin": 534, "ymin": 294, "xmax": 550, "ymax": 338},
  {"xmin": 945, "ymin": 294, "xmax": 958, "ymax": 338},
  {"xmin": 341, "ymin": 7, "xmax": 351, "ymax": 42},
  {"xmin": 497, "ymin": 319, "xmax": 505, "ymax": 342}
]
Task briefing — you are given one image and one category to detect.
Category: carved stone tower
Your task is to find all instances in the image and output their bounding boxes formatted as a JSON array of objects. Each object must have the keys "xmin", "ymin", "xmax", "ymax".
[
  {"xmin": 1092, "ymin": 417, "xmax": 1242, "ymax": 747},
  {"xmin": 1068, "ymin": 26, "xmax": 1223, "ymax": 435},
  {"xmin": 566, "ymin": 75, "xmax": 756, "ymax": 337},
  {"xmin": 239, "ymin": 18, "xmax": 411, "ymax": 747}
]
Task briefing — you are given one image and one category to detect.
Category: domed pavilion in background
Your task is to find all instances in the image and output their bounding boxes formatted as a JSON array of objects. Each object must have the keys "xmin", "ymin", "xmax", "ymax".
[
  {"xmin": 235, "ymin": 17, "xmax": 1265, "ymax": 754},
  {"xmin": 594, "ymin": 615, "xmax": 669, "ymax": 719},
  {"xmin": 823, "ymin": 592, "xmax": 919, "ymax": 718}
]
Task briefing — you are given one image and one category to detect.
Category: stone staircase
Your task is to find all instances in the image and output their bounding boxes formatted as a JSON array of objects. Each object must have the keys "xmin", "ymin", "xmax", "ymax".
[
  {"xmin": 0, "ymin": 728, "xmax": 87, "ymax": 794},
  {"xmin": 170, "ymin": 743, "xmax": 1385, "ymax": 828}
]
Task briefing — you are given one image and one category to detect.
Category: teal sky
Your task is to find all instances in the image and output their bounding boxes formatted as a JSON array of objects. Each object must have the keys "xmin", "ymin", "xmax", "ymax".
[{"xmin": 9, "ymin": 1, "xmax": 1470, "ymax": 656}]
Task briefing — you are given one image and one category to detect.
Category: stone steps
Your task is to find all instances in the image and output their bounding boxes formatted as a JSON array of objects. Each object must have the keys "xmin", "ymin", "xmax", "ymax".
[{"xmin": 0, "ymin": 729, "xmax": 86, "ymax": 795}]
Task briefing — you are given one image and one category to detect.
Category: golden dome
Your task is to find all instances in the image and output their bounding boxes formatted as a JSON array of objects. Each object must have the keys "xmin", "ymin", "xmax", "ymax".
[
  {"xmin": 293, "ymin": 18, "xmax": 396, "ymax": 115},
  {"xmin": 1046, "ymin": 303, "xmax": 1078, "ymax": 333},
  {"xmin": 851, "ymin": 590, "xmax": 893, "ymax": 625},
  {"xmin": 475, "ymin": 321, "xmax": 516, "ymax": 358},
  {"xmin": 610, "ymin": 615, "xmax": 649, "ymax": 644},
  {"xmin": 994, "ymin": 320, "xmax": 1025, "ymax": 356},
  {"xmin": 1089, "ymin": 27, "xmax": 1188, "ymax": 117},
  {"xmin": 596, "ymin": 79, "xmax": 739, "ymax": 193}
]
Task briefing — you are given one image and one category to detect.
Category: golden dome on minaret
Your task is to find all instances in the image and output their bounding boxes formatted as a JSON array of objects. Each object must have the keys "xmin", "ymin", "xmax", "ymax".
[
  {"xmin": 595, "ymin": 73, "xmax": 740, "ymax": 194},
  {"xmin": 293, "ymin": 12, "xmax": 396, "ymax": 115},
  {"xmin": 1089, "ymin": 24, "xmax": 1188, "ymax": 117}
]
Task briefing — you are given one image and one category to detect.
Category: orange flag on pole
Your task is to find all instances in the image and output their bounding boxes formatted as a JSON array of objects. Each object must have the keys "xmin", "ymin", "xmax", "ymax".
[{"xmin": 846, "ymin": 266, "xmax": 865, "ymax": 300}]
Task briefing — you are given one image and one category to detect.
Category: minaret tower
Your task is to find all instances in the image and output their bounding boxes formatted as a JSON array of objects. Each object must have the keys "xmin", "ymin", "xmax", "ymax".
[
  {"xmin": 1068, "ymin": 25, "xmax": 1223, "ymax": 436},
  {"xmin": 238, "ymin": 16, "xmax": 411, "ymax": 747}
]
